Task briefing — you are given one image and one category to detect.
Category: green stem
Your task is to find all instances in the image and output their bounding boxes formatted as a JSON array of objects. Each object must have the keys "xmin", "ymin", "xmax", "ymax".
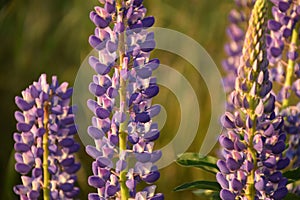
[
  {"xmin": 245, "ymin": 109, "xmax": 257, "ymax": 199},
  {"xmin": 116, "ymin": 0, "xmax": 129, "ymax": 199},
  {"xmin": 242, "ymin": 0, "xmax": 267, "ymax": 198},
  {"xmin": 42, "ymin": 102, "xmax": 50, "ymax": 200},
  {"xmin": 282, "ymin": 24, "xmax": 299, "ymax": 108},
  {"xmin": 119, "ymin": 75, "xmax": 128, "ymax": 200}
]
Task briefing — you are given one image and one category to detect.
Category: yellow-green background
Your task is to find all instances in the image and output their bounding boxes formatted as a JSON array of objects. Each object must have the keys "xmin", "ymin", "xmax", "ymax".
[{"xmin": 0, "ymin": 0, "xmax": 235, "ymax": 199}]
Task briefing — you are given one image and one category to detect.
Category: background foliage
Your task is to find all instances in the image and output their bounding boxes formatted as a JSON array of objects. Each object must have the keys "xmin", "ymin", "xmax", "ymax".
[{"xmin": 0, "ymin": 0, "xmax": 234, "ymax": 199}]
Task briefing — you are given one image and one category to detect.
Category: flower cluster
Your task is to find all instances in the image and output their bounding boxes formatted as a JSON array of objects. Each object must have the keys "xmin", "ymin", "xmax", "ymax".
[
  {"xmin": 267, "ymin": 0, "xmax": 300, "ymax": 104},
  {"xmin": 13, "ymin": 74, "xmax": 80, "ymax": 199},
  {"xmin": 222, "ymin": 0, "xmax": 255, "ymax": 94},
  {"xmin": 267, "ymin": 0, "xmax": 300, "ymax": 174},
  {"xmin": 217, "ymin": 0, "xmax": 289, "ymax": 199},
  {"xmin": 86, "ymin": 0, "xmax": 163, "ymax": 199},
  {"xmin": 281, "ymin": 104, "xmax": 300, "ymax": 168}
]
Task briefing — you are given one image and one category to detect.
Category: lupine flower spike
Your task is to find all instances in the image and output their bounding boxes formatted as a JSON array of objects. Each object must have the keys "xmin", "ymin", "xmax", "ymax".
[
  {"xmin": 267, "ymin": 0, "xmax": 300, "ymax": 106},
  {"xmin": 13, "ymin": 74, "xmax": 80, "ymax": 199},
  {"xmin": 268, "ymin": 0, "xmax": 300, "ymax": 167},
  {"xmin": 266, "ymin": 1, "xmax": 300, "ymax": 195},
  {"xmin": 222, "ymin": 0, "xmax": 255, "ymax": 94},
  {"xmin": 86, "ymin": 0, "xmax": 163, "ymax": 199},
  {"xmin": 217, "ymin": 0, "xmax": 289, "ymax": 199}
]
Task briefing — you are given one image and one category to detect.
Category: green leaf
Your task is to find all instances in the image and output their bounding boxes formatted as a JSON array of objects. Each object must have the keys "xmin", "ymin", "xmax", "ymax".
[
  {"xmin": 283, "ymin": 167, "xmax": 300, "ymax": 181},
  {"xmin": 193, "ymin": 189, "xmax": 221, "ymax": 200},
  {"xmin": 174, "ymin": 180, "xmax": 221, "ymax": 192},
  {"xmin": 176, "ymin": 153, "xmax": 219, "ymax": 174},
  {"xmin": 284, "ymin": 193, "xmax": 300, "ymax": 200},
  {"xmin": 211, "ymin": 191, "xmax": 222, "ymax": 200}
]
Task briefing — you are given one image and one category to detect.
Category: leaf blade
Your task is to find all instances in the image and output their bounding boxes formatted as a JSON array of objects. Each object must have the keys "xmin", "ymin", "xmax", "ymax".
[
  {"xmin": 176, "ymin": 153, "xmax": 219, "ymax": 174},
  {"xmin": 174, "ymin": 180, "xmax": 221, "ymax": 192},
  {"xmin": 284, "ymin": 193, "xmax": 300, "ymax": 200},
  {"xmin": 283, "ymin": 167, "xmax": 300, "ymax": 181}
]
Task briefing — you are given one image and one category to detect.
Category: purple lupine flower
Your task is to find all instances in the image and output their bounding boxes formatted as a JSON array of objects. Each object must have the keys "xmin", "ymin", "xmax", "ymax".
[
  {"xmin": 290, "ymin": 185, "xmax": 300, "ymax": 196},
  {"xmin": 268, "ymin": 0, "xmax": 300, "ymax": 173},
  {"xmin": 86, "ymin": 0, "xmax": 163, "ymax": 199},
  {"xmin": 13, "ymin": 74, "xmax": 80, "ymax": 199},
  {"xmin": 267, "ymin": 0, "xmax": 300, "ymax": 103},
  {"xmin": 281, "ymin": 104, "xmax": 300, "ymax": 168},
  {"xmin": 263, "ymin": 0, "xmax": 300, "ymax": 196},
  {"xmin": 217, "ymin": 0, "xmax": 289, "ymax": 199},
  {"xmin": 222, "ymin": 0, "xmax": 255, "ymax": 94}
]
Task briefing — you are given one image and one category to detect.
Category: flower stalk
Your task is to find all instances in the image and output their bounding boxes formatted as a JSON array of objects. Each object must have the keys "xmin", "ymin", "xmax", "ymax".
[
  {"xmin": 116, "ymin": 0, "xmax": 129, "ymax": 198},
  {"xmin": 245, "ymin": 112, "xmax": 257, "ymax": 199},
  {"xmin": 42, "ymin": 102, "xmax": 50, "ymax": 200},
  {"xmin": 119, "ymin": 73, "xmax": 129, "ymax": 200},
  {"xmin": 282, "ymin": 24, "xmax": 299, "ymax": 108}
]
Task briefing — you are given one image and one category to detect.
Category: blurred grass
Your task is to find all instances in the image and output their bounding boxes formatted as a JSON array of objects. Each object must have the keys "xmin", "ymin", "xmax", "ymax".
[{"xmin": 0, "ymin": 0, "xmax": 234, "ymax": 199}]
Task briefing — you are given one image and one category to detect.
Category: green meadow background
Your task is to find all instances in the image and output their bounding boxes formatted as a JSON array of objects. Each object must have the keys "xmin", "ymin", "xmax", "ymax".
[{"xmin": 0, "ymin": 0, "xmax": 235, "ymax": 199}]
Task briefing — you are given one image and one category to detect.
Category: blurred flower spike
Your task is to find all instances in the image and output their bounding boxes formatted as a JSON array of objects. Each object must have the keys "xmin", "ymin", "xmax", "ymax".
[{"xmin": 13, "ymin": 74, "xmax": 80, "ymax": 200}]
